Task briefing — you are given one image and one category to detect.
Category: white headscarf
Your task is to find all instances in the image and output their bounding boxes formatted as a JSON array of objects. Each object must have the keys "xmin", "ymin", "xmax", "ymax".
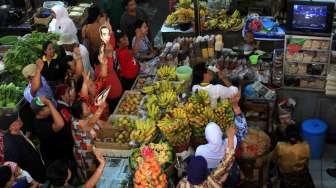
[
  {"xmin": 195, "ymin": 122, "xmax": 237, "ymax": 169},
  {"xmin": 48, "ymin": 5, "xmax": 78, "ymax": 42}
]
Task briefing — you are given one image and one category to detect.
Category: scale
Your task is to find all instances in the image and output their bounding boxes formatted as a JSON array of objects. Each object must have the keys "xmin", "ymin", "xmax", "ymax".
[{"xmin": 96, "ymin": 156, "xmax": 131, "ymax": 188}]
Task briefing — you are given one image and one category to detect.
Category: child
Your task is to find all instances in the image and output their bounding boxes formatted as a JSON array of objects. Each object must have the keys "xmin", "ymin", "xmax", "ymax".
[
  {"xmin": 115, "ymin": 30, "xmax": 140, "ymax": 90},
  {"xmin": 3, "ymin": 161, "xmax": 40, "ymax": 188}
]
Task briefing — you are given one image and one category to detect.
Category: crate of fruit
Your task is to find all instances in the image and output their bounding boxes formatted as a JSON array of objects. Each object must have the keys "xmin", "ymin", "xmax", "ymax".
[
  {"xmin": 95, "ymin": 126, "xmax": 133, "ymax": 150},
  {"xmin": 131, "ymin": 75, "xmax": 155, "ymax": 90},
  {"xmin": 108, "ymin": 114, "xmax": 137, "ymax": 128},
  {"xmin": 113, "ymin": 91, "xmax": 144, "ymax": 116}
]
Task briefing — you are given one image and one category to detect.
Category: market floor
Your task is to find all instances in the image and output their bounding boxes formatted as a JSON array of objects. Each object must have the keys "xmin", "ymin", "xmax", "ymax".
[{"xmin": 309, "ymin": 144, "xmax": 336, "ymax": 188}]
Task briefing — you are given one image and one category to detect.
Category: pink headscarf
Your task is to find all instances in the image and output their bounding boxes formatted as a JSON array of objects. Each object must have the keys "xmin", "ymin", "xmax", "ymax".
[{"xmin": 4, "ymin": 161, "xmax": 18, "ymax": 173}]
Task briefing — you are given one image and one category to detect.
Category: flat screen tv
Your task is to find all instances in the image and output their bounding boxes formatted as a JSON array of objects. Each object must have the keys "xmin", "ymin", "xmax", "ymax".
[{"xmin": 286, "ymin": 0, "xmax": 335, "ymax": 36}]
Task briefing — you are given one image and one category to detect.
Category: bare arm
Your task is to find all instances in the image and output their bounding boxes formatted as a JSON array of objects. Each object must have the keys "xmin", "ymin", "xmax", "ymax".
[
  {"xmin": 86, "ymin": 103, "xmax": 106, "ymax": 129},
  {"xmin": 80, "ymin": 71, "xmax": 89, "ymax": 98},
  {"xmin": 98, "ymin": 45, "xmax": 108, "ymax": 78},
  {"xmin": 31, "ymin": 59, "xmax": 44, "ymax": 96},
  {"xmin": 83, "ymin": 150, "xmax": 106, "ymax": 188},
  {"xmin": 73, "ymin": 46, "xmax": 84, "ymax": 79},
  {"xmin": 40, "ymin": 97, "xmax": 65, "ymax": 132}
]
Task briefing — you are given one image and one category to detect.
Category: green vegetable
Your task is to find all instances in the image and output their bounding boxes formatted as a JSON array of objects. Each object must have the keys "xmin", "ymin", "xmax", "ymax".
[
  {"xmin": 0, "ymin": 83, "xmax": 23, "ymax": 108},
  {"xmin": 3, "ymin": 32, "xmax": 59, "ymax": 83},
  {"xmin": 0, "ymin": 35, "xmax": 19, "ymax": 45}
]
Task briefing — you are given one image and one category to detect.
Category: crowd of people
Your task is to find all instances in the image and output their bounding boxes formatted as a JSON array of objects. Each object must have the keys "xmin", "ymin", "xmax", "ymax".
[{"xmin": 0, "ymin": 1, "xmax": 315, "ymax": 188}]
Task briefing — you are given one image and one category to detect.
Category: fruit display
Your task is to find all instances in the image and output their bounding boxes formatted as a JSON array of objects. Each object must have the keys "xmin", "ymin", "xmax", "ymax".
[
  {"xmin": 156, "ymin": 66, "xmax": 177, "ymax": 81},
  {"xmin": 158, "ymin": 91, "xmax": 177, "ymax": 108},
  {"xmin": 165, "ymin": 0, "xmax": 194, "ymax": 26},
  {"xmin": 213, "ymin": 98, "xmax": 235, "ymax": 131},
  {"xmin": 109, "ymin": 115, "xmax": 136, "ymax": 128},
  {"xmin": 130, "ymin": 142, "xmax": 174, "ymax": 171},
  {"xmin": 96, "ymin": 126, "xmax": 133, "ymax": 144},
  {"xmin": 203, "ymin": 10, "xmax": 244, "ymax": 31},
  {"xmin": 0, "ymin": 83, "xmax": 23, "ymax": 108},
  {"xmin": 130, "ymin": 119, "xmax": 157, "ymax": 144},
  {"xmin": 158, "ymin": 108, "xmax": 191, "ymax": 148},
  {"xmin": 145, "ymin": 103, "xmax": 161, "ymax": 120},
  {"xmin": 133, "ymin": 147, "xmax": 168, "ymax": 188},
  {"xmin": 184, "ymin": 90, "xmax": 236, "ymax": 137},
  {"xmin": 143, "ymin": 80, "xmax": 185, "ymax": 95},
  {"xmin": 132, "ymin": 75, "xmax": 155, "ymax": 90},
  {"xmin": 115, "ymin": 91, "xmax": 143, "ymax": 115}
]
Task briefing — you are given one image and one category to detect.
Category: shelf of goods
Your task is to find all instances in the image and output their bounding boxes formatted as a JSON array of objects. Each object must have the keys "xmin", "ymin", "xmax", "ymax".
[{"xmin": 283, "ymin": 35, "xmax": 332, "ymax": 91}]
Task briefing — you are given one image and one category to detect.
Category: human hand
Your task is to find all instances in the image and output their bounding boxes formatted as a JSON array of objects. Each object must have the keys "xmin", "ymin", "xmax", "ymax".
[
  {"xmin": 82, "ymin": 71, "xmax": 90, "ymax": 83},
  {"xmin": 98, "ymin": 45, "xmax": 107, "ymax": 65},
  {"xmin": 135, "ymin": 29, "xmax": 143, "ymax": 39},
  {"xmin": 39, "ymin": 96, "xmax": 51, "ymax": 105},
  {"xmin": 36, "ymin": 59, "xmax": 44, "ymax": 72},
  {"xmin": 217, "ymin": 70, "xmax": 227, "ymax": 81},
  {"xmin": 230, "ymin": 92, "xmax": 241, "ymax": 108},
  {"xmin": 93, "ymin": 147, "xmax": 106, "ymax": 165}
]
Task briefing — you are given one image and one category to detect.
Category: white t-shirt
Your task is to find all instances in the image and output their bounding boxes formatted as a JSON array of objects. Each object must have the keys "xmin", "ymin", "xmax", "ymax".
[{"xmin": 192, "ymin": 84, "xmax": 238, "ymax": 107}]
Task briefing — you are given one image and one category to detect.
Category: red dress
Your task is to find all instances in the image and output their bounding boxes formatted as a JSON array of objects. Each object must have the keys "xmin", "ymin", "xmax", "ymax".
[{"xmin": 94, "ymin": 58, "xmax": 123, "ymax": 99}]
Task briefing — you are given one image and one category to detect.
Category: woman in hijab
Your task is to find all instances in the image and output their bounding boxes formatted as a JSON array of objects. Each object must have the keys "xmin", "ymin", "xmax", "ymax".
[
  {"xmin": 48, "ymin": 5, "xmax": 78, "ymax": 42},
  {"xmin": 195, "ymin": 122, "xmax": 238, "ymax": 169},
  {"xmin": 177, "ymin": 127, "xmax": 236, "ymax": 188}
]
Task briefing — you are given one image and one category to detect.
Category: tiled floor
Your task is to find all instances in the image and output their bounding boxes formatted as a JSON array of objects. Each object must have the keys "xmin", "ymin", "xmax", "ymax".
[{"xmin": 309, "ymin": 144, "xmax": 336, "ymax": 188}]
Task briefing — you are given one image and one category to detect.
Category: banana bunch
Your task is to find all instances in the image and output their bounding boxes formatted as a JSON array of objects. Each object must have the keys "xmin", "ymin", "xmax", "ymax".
[
  {"xmin": 166, "ymin": 14, "xmax": 176, "ymax": 26},
  {"xmin": 146, "ymin": 103, "xmax": 160, "ymax": 120},
  {"xmin": 144, "ymin": 94, "xmax": 158, "ymax": 107},
  {"xmin": 157, "ymin": 66, "xmax": 177, "ymax": 81},
  {"xmin": 143, "ymin": 85, "xmax": 157, "ymax": 94},
  {"xmin": 168, "ymin": 107, "xmax": 187, "ymax": 120},
  {"xmin": 158, "ymin": 91, "xmax": 177, "ymax": 108},
  {"xmin": 130, "ymin": 119, "xmax": 157, "ymax": 143},
  {"xmin": 159, "ymin": 80, "xmax": 173, "ymax": 93},
  {"xmin": 158, "ymin": 117, "xmax": 191, "ymax": 147},
  {"xmin": 174, "ymin": 8, "xmax": 194, "ymax": 23},
  {"xmin": 189, "ymin": 90, "xmax": 211, "ymax": 106},
  {"xmin": 231, "ymin": 10, "xmax": 240, "ymax": 19},
  {"xmin": 213, "ymin": 99, "xmax": 235, "ymax": 131}
]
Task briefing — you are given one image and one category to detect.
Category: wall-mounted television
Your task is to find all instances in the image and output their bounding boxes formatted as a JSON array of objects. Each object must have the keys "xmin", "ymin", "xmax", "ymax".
[{"xmin": 286, "ymin": 0, "xmax": 335, "ymax": 36}]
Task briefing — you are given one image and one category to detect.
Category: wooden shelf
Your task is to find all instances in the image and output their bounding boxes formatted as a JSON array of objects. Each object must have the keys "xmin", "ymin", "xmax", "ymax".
[
  {"xmin": 285, "ymin": 61, "xmax": 328, "ymax": 65},
  {"xmin": 284, "ymin": 74, "xmax": 327, "ymax": 79},
  {"xmin": 282, "ymin": 86, "xmax": 325, "ymax": 92}
]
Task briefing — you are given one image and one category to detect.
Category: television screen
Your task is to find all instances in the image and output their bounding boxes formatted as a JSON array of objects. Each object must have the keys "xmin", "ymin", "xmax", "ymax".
[{"xmin": 292, "ymin": 4, "xmax": 328, "ymax": 30}]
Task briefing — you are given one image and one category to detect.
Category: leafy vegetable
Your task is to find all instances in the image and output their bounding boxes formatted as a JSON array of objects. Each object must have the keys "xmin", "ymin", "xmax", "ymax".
[
  {"xmin": 0, "ymin": 83, "xmax": 23, "ymax": 108},
  {"xmin": 0, "ymin": 35, "xmax": 19, "ymax": 45},
  {"xmin": 3, "ymin": 32, "xmax": 59, "ymax": 83}
]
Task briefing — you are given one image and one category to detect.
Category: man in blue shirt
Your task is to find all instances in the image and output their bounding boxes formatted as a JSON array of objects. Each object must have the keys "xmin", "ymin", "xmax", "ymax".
[{"xmin": 22, "ymin": 59, "xmax": 56, "ymax": 106}]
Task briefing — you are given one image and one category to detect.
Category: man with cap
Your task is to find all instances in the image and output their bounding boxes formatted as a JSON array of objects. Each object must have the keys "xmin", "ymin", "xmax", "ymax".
[
  {"xmin": 30, "ymin": 96, "xmax": 66, "ymax": 166},
  {"xmin": 0, "ymin": 113, "xmax": 46, "ymax": 183},
  {"xmin": 22, "ymin": 59, "xmax": 55, "ymax": 105},
  {"xmin": 58, "ymin": 33, "xmax": 94, "ymax": 79}
]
